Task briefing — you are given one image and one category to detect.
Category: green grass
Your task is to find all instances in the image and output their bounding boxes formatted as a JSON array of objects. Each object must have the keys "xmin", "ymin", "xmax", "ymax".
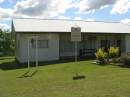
[{"xmin": 0, "ymin": 56, "xmax": 130, "ymax": 97}]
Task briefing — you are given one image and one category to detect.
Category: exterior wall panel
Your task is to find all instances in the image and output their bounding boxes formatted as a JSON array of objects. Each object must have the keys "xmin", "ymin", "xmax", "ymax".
[{"xmin": 17, "ymin": 33, "xmax": 59, "ymax": 63}]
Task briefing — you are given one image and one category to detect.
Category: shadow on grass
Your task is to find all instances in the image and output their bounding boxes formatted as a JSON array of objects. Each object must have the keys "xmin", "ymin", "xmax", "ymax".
[
  {"xmin": 118, "ymin": 64, "xmax": 130, "ymax": 68},
  {"xmin": 0, "ymin": 61, "xmax": 27, "ymax": 70},
  {"xmin": 0, "ymin": 58, "xmax": 93, "ymax": 71},
  {"xmin": 1, "ymin": 57, "xmax": 128, "ymax": 71},
  {"xmin": 108, "ymin": 63, "xmax": 130, "ymax": 69},
  {"xmin": 17, "ymin": 70, "xmax": 38, "ymax": 78},
  {"xmin": 92, "ymin": 61, "xmax": 130, "ymax": 69},
  {"xmin": 96, "ymin": 63, "xmax": 109, "ymax": 66}
]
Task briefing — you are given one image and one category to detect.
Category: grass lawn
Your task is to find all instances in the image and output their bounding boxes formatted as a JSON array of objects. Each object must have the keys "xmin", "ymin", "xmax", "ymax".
[{"xmin": 0, "ymin": 56, "xmax": 130, "ymax": 97}]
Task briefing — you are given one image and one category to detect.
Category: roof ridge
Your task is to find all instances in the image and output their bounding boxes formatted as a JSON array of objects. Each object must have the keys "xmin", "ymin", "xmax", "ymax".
[{"xmin": 13, "ymin": 17, "xmax": 121, "ymax": 24}]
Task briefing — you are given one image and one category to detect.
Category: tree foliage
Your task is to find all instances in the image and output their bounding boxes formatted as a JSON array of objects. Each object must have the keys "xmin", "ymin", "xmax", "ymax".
[{"xmin": 0, "ymin": 29, "xmax": 14, "ymax": 56}]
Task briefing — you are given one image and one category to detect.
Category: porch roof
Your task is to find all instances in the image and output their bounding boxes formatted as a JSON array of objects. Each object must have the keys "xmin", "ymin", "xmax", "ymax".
[{"xmin": 12, "ymin": 18, "xmax": 130, "ymax": 34}]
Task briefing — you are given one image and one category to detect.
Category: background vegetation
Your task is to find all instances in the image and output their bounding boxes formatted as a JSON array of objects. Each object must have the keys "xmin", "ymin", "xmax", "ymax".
[{"xmin": 0, "ymin": 29, "xmax": 14, "ymax": 56}]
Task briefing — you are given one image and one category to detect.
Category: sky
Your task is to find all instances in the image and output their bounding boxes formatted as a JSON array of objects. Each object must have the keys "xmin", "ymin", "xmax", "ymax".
[{"xmin": 0, "ymin": 0, "xmax": 130, "ymax": 30}]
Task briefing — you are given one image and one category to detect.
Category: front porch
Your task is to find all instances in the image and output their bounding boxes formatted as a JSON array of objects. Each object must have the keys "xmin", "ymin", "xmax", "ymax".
[{"xmin": 59, "ymin": 33, "xmax": 125, "ymax": 59}]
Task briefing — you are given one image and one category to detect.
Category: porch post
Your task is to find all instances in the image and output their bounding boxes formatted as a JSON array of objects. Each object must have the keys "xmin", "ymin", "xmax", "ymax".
[
  {"xmin": 71, "ymin": 25, "xmax": 81, "ymax": 62},
  {"xmin": 27, "ymin": 38, "xmax": 30, "ymax": 69},
  {"xmin": 75, "ymin": 42, "xmax": 78, "ymax": 62},
  {"xmin": 35, "ymin": 36, "xmax": 38, "ymax": 69}
]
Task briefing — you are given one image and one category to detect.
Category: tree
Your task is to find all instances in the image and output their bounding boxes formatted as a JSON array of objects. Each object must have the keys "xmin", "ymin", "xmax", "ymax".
[{"xmin": 0, "ymin": 29, "xmax": 14, "ymax": 56}]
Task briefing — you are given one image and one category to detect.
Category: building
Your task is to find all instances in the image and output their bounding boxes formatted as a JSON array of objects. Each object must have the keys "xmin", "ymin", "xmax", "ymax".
[{"xmin": 12, "ymin": 18, "xmax": 130, "ymax": 63}]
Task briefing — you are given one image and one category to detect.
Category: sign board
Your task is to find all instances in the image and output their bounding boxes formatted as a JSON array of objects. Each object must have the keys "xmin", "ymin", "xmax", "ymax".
[{"xmin": 71, "ymin": 27, "xmax": 81, "ymax": 42}]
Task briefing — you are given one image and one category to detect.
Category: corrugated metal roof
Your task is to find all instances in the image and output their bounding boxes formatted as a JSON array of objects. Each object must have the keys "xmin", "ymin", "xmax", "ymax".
[{"xmin": 12, "ymin": 18, "xmax": 130, "ymax": 33}]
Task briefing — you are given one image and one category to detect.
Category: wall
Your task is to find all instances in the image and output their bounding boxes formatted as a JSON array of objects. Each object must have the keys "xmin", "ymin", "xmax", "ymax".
[
  {"xmin": 16, "ymin": 33, "xmax": 59, "ymax": 63},
  {"xmin": 125, "ymin": 34, "xmax": 130, "ymax": 53},
  {"xmin": 59, "ymin": 33, "xmax": 124, "ymax": 57},
  {"xmin": 15, "ymin": 33, "xmax": 22, "ymax": 61},
  {"xmin": 59, "ymin": 33, "xmax": 99, "ymax": 57}
]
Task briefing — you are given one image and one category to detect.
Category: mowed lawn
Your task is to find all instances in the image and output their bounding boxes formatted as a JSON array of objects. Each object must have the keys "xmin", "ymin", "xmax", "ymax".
[{"xmin": 0, "ymin": 57, "xmax": 130, "ymax": 97}]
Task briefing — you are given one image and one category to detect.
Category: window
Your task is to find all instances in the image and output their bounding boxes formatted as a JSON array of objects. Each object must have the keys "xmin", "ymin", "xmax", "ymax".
[
  {"xmin": 101, "ymin": 40, "xmax": 110, "ymax": 52},
  {"xmin": 31, "ymin": 39, "xmax": 48, "ymax": 48},
  {"xmin": 88, "ymin": 35, "xmax": 96, "ymax": 40},
  {"xmin": 101, "ymin": 40, "xmax": 110, "ymax": 48},
  {"xmin": 38, "ymin": 40, "xmax": 48, "ymax": 48}
]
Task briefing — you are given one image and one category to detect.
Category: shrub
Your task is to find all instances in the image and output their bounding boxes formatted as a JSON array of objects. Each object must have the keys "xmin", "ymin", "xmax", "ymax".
[
  {"xmin": 109, "ymin": 47, "xmax": 119, "ymax": 58},
  {"xmin": 124, "ymin": 57, "xmax": 130, "ymax": 67},
  {"xmin": 108, "ymin": 47, "xmax": 119, "ymax": 63},
  {"xmin": 95, "ymin": 48, "xmax": 107, "ymax": 64},
  {"xmin": 120, "ymin": 53, "xmax": 130, "ymax": 67}
]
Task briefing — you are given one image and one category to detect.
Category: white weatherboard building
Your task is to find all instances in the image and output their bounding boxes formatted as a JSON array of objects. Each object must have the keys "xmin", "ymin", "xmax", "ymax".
[{"xmin": 12, "ymin": 18, "xmax": 130, "ymax": 63}]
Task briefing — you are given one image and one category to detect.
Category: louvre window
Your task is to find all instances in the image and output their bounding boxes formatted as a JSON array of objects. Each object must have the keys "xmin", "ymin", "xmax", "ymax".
[{"xmin": 31, "ymin": 39, "xmax": 48, "ymax": 48}]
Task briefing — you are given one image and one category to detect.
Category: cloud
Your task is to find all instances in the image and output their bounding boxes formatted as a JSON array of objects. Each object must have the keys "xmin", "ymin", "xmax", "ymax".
[
  {"xmin": 13, "ymin": 0, "xmax": 74, "ymax": 18},
  {"xmin": 0, "ymin": 8, "xmax": 13, "ymax": 19},
  {"xmin": 74, "ymin": 17, "xmax": 83, "ymax": 20},
  {"xmin": 14, "ymin": 0, "xmax": 51, "ymax": 17},
  {"xmin": 85, "ymin": 18, "xmax": 95, "ymax": 21},
  {"xmin": 120, "ymin": 18, "xmax": 130, "ymax": 24},
  {"xmin": 0, "ymin": 23, "xmax": 10, "ymax": 29},
  {"xmin": 111, "ymin": 0, "xmax": 130, "ymax": 14},
  {"xmin": 76, "ymin": 0, "xmax": 117, "ymax": 13},
  {"xmin": 74, "ymin": 17, "xmax": 95, "ymax": 21},
  {"xmin": 0, "ymin": 0, "xmax": 4, "ymax": 3},
  {"xmin": 58, "ymin": 15, "xmax": 70, "ymax": 19}
]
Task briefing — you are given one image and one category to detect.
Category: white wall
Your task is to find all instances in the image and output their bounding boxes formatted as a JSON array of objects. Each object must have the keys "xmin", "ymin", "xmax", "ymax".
[
  {"xmin": 16, "ymin": 33, "xmax": 59, "ymax": 63},
  {"xmin": 15, "ymin": 33, "xmax": 22, "ymax": 61}
]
